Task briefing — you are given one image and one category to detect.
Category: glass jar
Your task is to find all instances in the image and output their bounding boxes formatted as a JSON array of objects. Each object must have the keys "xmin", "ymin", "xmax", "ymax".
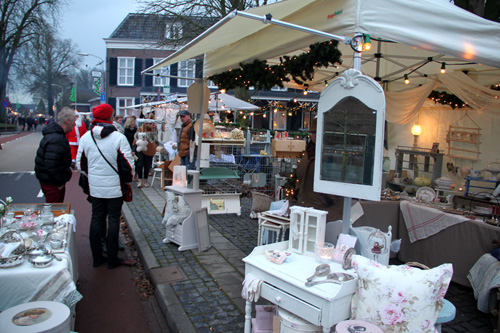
[{"xmin": 41, "ymin": 203, "xmax": 54, "ymax": 224}]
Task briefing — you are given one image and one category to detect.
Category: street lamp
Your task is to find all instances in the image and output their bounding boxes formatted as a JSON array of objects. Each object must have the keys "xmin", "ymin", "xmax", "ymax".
[
  {"xmin": 79, "ymin": 53, "xmax": 106, "ymax": 104},
  {"xmin": 51, "ymin": 83, "xmax": 63, "ymax": 119}
]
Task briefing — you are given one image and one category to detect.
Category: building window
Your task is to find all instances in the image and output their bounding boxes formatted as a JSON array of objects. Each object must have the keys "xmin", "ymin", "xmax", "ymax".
[
  {"xmin": 178, "ymin": 59, "xmax": 196, "ymax": 87},
  {"xmin": 303, "ymin": 111, "xmax": 311, "ymax": 130},
  {"xmin": 116, "ymin": 97, "xmax": 135, "ymax": 117},
  {"xmin": 153, "ymin": 58, "xmax": 170, "ymax": 87},
  {"xmin": 166, "ymin": 23, "xmax": 183, "ymax": 40},
  {"xmin": 273, "ymin": 111, "xmax": 286, "ymax": 130},
  {"xmin": 118, "ymin": 57, "xmax": 135, "ymax": 86},
  {"xmin": 207, "ymin": 79, "xmax": 218, "ymax": 89}
]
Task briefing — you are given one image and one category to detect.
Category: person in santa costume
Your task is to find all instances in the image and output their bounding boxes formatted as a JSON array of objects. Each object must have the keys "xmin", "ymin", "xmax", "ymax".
[{"xmin": 66, "ymin": 111, "xmax": 87, "ymax": 166}]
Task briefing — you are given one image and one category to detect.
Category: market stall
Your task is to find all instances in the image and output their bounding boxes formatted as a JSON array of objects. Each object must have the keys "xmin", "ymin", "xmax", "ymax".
[{"xmin": 0, "ymin": 203, "xmax": 81, "ymax": 329}]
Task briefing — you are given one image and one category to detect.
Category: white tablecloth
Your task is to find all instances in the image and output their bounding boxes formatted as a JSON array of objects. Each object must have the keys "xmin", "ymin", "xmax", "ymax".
[{"xmin": 0, "ymin": 219, "xmax": 81, "ymax": 312}]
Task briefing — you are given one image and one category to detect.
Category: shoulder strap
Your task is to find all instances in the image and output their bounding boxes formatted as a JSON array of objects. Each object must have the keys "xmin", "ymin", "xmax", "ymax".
[{"xmin": 91, "ymin": 130, "xmax": 119, "ymax": 176}]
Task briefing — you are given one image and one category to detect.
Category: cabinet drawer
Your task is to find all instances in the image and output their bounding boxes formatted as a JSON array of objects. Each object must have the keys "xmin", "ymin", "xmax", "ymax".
[{"xmin": 260, "ymin": 283, "xmax": 321, "ymax": 325}]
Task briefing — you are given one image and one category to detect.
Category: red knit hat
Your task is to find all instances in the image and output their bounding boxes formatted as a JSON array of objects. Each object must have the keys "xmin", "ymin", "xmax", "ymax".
[{"xmin": 93, "ymin": 104, "xmax": 114, "ymax": 121}]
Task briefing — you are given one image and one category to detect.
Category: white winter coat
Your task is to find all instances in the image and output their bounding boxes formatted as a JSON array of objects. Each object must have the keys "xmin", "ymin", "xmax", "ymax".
[{"xmin": 77, "ymin": 124, "xmax": 135, "ymax": 199}]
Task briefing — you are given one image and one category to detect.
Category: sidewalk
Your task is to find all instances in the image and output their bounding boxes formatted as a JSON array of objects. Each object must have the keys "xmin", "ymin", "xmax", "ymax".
[{"xmin": 122, "ymin": 182, "xmax": 494, "ymax": 332}]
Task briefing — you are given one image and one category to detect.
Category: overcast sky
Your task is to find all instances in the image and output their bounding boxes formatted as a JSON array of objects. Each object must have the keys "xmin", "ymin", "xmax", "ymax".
[{"xmin": 60, "ymin": 0, "xmax": 141, "ymax": 68}]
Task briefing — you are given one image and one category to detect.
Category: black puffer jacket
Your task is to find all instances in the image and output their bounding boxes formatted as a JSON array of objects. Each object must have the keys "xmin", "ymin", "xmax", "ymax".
[{"xmin": 34, "ymin": 122, "xmax": 72, "ymax": 186}]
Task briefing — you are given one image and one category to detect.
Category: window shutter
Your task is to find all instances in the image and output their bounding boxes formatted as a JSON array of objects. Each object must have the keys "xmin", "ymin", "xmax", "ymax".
[
  {"xmin": 145, "ymin": 59, "xmax": 153, "ymax": 87},
  {"xmin": 109, "ymin": 58, "xmax": 117, "ymax": 86},
  {"xmin": 171, "ymin": 63, "xmax": 178, "ymax": 88},
  {"xmin": 134, "ymin": 58, "xmax": 143, "ymax": 86},
  {"xmin": 108, "ymin": 97, "xmax": 116, "ymax": 110},
  {"xmin": 195, "ymin": 59, "xmax": 203, "ymax": 78}
]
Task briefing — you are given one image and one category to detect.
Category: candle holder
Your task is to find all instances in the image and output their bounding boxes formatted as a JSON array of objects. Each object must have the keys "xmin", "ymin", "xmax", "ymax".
[{"xmin": 314, "ymin": 242, "xmax": 334, "ymax": 263}]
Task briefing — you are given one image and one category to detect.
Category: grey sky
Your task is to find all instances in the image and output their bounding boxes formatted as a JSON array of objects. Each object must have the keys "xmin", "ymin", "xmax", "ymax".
[{"xmin": 60, "ymin": 0, "xmax": 140, "ymax": 68}]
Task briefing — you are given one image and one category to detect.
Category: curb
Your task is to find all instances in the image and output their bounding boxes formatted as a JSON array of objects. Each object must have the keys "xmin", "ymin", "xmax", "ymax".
[{"xmin": 122, "ymin": 202, "xmax": 196, "ymax": 332}]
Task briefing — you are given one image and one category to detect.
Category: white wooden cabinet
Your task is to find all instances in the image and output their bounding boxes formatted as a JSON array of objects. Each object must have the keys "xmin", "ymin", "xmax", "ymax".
[
  {"xmin": 163, "ymin": 185, "xmax": 203, "ymax": 251},
  {"xmin": 243, "ymin": 241, "xmax": 357, "ymax": 333}
]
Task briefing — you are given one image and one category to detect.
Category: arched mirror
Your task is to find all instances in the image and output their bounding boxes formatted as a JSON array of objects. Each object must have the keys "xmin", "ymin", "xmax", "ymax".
[{"xmin": 314, "ymin": 69, "xmax": 385, "ymax": 201}]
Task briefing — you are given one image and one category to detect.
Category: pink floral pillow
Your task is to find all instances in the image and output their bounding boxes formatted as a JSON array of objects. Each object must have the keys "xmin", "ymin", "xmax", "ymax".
[{"xmin": 351, "ymin": 255, "xmax": 453, "ymax": 332}]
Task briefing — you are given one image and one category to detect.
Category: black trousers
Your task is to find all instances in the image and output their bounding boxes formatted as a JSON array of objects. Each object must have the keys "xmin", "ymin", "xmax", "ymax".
[
  {"xmin": 89, "ymin": 197, "xmax": 123, "ymax": 266},
  {"xmin": 136, "ymin": 152, "xmax": 153, "ymax": 179}
]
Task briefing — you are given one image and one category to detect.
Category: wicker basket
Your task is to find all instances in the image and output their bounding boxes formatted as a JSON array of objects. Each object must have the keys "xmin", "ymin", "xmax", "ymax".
[
  {"xmin": 0, "ymin": 230, "xmax": 26, "ymax": 268},
  {"xmin": 251, "ymin": 191, "xmax": 274, "ymax": 213}
]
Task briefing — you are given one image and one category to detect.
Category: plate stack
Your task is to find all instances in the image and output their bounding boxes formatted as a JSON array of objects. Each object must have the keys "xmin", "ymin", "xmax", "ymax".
[
  {"xmin": 434, "ymin": 177, "xmax": 455, "ymax": 190},
  {"xmin": 0, "ymin": 301, "xmax": 71, "ymax": 333}
]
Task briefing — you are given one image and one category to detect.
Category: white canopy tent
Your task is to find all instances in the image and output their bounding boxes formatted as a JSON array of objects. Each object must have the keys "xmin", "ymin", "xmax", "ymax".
[
  {"xmin": 143, "ymin": 0, "xmax": 500, "ymax": 123},
  {"xmin": 144, "ymin": 0, "xmax": 500, "ymax": 86},
  {"xmin": 208, "ymin": 93, "xmax": 260, "ymax": 111}
]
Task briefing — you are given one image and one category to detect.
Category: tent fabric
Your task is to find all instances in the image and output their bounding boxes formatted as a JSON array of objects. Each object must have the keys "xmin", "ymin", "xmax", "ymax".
[
  {"xmin": 436, "ymin": 72, "xmax": 500, "ymax": 116},
  {"xmin": 143, "ymin": 0, "xmax": 500, "ymax": 93},
  {"xmin": 208, "ymin": 93, "xmax": 259, "ymax": 111},
  {"xmin": 385, "ymin": 81, "xmax": 440, "ymax": 124}
]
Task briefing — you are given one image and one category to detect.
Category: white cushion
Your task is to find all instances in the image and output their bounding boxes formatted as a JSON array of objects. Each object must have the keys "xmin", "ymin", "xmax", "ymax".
[{"xmin": 351, "ymin": 255, "xmax": 453, "ymax": 333}]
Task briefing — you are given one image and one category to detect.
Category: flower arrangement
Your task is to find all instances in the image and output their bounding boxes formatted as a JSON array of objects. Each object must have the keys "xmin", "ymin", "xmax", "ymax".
[{"xmin": 0, "ymin": 197, "xmax": 13, "ymax": 217}]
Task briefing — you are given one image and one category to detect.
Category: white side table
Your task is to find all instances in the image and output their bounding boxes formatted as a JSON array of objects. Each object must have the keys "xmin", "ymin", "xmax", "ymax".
[{"xmin": 243, "ymin": 241, "xmax": 357, "ymax": 333}]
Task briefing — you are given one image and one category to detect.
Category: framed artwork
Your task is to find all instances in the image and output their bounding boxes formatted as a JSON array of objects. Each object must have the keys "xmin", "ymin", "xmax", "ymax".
[
  {"xmin": 431, "ymin": 142, "xmax": 440, "ymax": 153},
  {"xmin": 332, "ymin": 233, "xmax": 357, "ymax": 263}
]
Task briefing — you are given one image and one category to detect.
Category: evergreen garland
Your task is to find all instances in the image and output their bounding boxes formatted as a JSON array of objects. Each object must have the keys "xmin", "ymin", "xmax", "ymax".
[
  {"xmin": 428, "ymin": 90, "xmax": 467, "ymax": 109},
  {"xmin": 209, "ymin": 40, "xmax": 342, "ymax": 91}
]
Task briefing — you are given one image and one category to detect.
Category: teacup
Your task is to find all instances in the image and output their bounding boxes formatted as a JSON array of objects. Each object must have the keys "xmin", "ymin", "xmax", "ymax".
[
  {"xmin": 469, "ymin": 169, "xmax": 481, "ymax": 177},
  {"xmin": 49, "ymin": 239, "xmax": 63, "ymax": 249}
]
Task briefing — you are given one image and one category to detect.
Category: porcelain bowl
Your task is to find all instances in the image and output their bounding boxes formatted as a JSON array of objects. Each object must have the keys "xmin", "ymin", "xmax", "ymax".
[{"xmin": 28, "ymin": 254, "xmax": 53, "ymax": 268}]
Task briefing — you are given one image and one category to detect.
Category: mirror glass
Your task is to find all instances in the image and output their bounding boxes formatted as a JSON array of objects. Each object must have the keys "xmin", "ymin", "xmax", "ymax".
[{"xmin": 320, "ymin": 96, "xmax": 377, "ymax": 186}]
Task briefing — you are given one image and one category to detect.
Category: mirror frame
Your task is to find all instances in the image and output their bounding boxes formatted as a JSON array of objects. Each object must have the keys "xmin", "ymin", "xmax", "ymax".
[{"xmin": 314, "ymin": 69, "xmax": 385, "ymax": 201}]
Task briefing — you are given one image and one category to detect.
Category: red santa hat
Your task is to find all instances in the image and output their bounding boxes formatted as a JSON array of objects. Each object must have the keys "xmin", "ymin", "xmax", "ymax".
[{"xmin": 93, "ymin": 104, "xmax": 114, "ymax": 121}]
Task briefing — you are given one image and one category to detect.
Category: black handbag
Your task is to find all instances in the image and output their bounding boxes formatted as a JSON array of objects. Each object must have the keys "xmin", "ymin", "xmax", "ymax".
[
  {"xmin": 91, "ymin": 132, "xmax": 133, "ymax": 202},
  {"xmin": 78, "ymin": 173, "xmax": 90, "ymax": 195}
]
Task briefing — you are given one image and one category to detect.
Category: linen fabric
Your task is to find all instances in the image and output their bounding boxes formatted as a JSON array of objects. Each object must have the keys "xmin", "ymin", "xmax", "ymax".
[{"xmin": 351, "ymin": 255, "xmax": 453, "ymax": 332}]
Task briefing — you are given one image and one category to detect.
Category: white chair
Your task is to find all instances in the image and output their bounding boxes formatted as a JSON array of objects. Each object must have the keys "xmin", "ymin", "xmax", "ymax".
[{"xmin": 151, "ymin": 166, "xmax": 163, "ymax": 187}]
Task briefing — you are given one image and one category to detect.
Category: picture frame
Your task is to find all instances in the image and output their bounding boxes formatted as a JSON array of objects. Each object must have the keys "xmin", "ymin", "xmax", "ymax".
[
  {"xmin": 195, "ymin": 208, "xmax": 212, "ymax": 252},
  {"xmin": 431, "ymin": 142, "xmax": 440, "ymax": 153}
]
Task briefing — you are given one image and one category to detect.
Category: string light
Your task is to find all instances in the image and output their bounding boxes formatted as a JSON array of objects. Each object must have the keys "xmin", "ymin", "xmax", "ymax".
[
  {"xmin": 303, "ymin": 88, "xmax": 308, "ymax": 95},
  {"xmin": 404, "ymin": 74, "xmax": 410, "ymax": 84},
  {"xmin": 363, "ymin": 34, "xmax": 372, "ymax": 51},
  {"xmin": 440, "ymin": 62, "xmax": 446, "ymax": 74}
]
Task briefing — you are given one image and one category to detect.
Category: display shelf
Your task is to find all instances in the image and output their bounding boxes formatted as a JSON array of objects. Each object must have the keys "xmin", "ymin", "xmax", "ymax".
[
  {"xmin": 395, "ymin": 146, "xmax": 443, "ymax": 182},
  {"xmin": 464, "ymin": 177, "xmax": 498, "ymax": 196}
]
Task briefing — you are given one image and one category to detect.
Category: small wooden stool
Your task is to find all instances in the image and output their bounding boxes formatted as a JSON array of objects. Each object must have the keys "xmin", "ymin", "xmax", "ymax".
[{"xmin": 335, "ymin": 320, "xmax": 383, "ymax": 333}]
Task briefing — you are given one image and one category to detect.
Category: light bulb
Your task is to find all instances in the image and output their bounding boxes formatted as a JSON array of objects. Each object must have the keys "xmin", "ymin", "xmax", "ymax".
[
  {"xmin": 404, "ymin": 74, "xmax": 410, "ymax": 84},
  {"xmin": 440, "ymin": 62, "xmax": 446, "ymax": 74},
  {"xmin": 363, "ymin": 34, "xmax": 372, "ymax": 51},
  {"xmin": 411, "ymin": 124, "xmax": 422, "ymax": 136}
]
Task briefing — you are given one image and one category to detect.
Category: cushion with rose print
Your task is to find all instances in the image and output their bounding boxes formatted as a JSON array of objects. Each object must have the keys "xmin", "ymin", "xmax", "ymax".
[{"xmin": 351, "ymin": 255, "xmax": 453, "ymax": 333}]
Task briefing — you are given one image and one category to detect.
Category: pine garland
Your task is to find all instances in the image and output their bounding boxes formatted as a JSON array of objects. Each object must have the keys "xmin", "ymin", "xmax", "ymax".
[
  {"xmin": 428, "ymin": 90, "xmax": 467, "ymax": 109},
  {"xmin": 209, "ymin": 40, "xmax": 342, "ymax": 90}
]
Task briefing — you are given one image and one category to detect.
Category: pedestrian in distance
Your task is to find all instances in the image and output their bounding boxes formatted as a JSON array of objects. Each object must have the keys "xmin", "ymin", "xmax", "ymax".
[
  {"xmin": 76, "ymin": 103, "xmax": 135, "ymax": 269},
  {"xmin": 177, "ymin": 109, "xmax": 196, "ymax": 170},
  {"xmin": 34, "ymin": 107, "xmax": 76, "ymax": 203}
]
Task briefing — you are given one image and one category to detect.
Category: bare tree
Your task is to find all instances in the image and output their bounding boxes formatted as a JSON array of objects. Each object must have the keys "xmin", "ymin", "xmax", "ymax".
[
  {"xmin": 455, "ymin": 0, "xmax": 500, "ymax": 22},
  {"xmin": 0, "ymin": 0, "xmax": 62, "ymax": 120},
  {"xmin": 16, "ymin": 28, "xmax": 80, "ymax": 116}
]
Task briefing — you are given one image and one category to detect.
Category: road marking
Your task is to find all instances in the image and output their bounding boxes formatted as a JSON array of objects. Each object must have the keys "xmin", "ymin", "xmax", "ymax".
[
  {"xmin": 37, "ymin": 190, "xmax": 44, "ymax": 198},
  {"xmin": 0, "ymin": 172, "xmax": 35, "ymax": 175}
]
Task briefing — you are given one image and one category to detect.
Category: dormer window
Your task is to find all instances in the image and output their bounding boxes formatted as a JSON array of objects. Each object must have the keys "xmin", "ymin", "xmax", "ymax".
[{"xmin": 166, "ymin": 23, "xmax": 183, "ymax": 40}]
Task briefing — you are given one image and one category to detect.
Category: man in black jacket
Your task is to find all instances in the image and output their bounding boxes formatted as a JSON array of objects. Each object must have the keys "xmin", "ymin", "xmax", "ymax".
[{"xmin": 35, "ymin": 107, "xmax": 76, "ymax": 203}]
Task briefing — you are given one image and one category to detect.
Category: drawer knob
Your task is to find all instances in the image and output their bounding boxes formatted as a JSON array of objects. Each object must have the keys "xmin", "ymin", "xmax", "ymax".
[{"xmin": 275, "ymin": 296, "xmax": 281, "ymax": 303}]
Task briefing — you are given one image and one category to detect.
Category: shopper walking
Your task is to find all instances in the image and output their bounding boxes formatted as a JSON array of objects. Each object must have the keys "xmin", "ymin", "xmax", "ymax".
[{"xmin": 77, "ymin": 103, "xmax": 135, "ymax": 269}]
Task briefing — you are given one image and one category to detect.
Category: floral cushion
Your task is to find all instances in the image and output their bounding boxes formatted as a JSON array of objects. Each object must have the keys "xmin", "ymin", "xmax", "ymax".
[{"xmin": 351, "ymin": 255, "xmax": 453, "ymax": 333}]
